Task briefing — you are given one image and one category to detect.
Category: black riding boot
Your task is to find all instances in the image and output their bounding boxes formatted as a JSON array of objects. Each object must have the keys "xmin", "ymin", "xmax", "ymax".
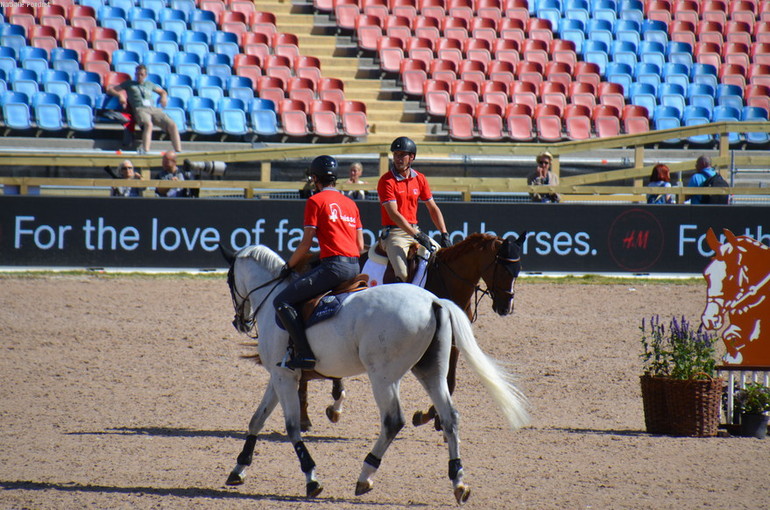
[{"xmin": 275, "ymin": 303, "xmax": 316, "ymax": 370}]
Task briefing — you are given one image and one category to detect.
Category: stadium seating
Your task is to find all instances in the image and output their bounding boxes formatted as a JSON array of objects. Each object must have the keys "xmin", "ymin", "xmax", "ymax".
[{"xmin": 249, "ymin": 97, "xmax": 279, "ymax": 137}]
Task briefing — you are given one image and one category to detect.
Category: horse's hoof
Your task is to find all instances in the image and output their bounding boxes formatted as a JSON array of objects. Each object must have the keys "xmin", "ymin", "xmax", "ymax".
[
  {"xmin": 412, "ymin": 411, "xmax": 431, "ymax": 427},
  {"xmin": 326, "ymin": 406, "xmax": 340, "ymax": 423},
  {"xmin": 454, "ymin": 485, "xmax": 471, "ymax": 505},
  {"xmin": 300, "ymin": 421, "xmax": 313, "ymax": 433},
  {"xmin": 306, "ymin": 481, "xmax": 323, "ymax": 498},
  {"xmin": 225, "ymin": 471, "xmax": 245, "ymax": 486},
  {"xmin": 355, "ymin": 479, "xmax": 373, "ymax": 496}
]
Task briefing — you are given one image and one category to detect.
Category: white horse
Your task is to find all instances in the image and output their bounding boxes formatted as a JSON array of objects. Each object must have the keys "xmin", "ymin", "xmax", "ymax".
[{"xmin": 223, "ymin": 245, "xmax": 529, "ymax": 504}]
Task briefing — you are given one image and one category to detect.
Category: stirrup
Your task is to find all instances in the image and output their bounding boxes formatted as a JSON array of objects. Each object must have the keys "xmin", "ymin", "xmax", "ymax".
[{"xmin": 283, "ymin": 356, "xmax": 316, "ymax": 371}]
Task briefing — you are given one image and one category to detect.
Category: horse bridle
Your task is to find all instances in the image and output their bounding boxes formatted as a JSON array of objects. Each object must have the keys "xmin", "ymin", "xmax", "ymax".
[
  {"xmin": 707, "ymin": 270, "xmax": 770, "ymax": 317},
  {"xmin": 227, "ymin": 264, "xmax": 284, "ymax": 339},
  {"xmin": 435, "ymin": 240, "xmax": 520, "ymax": 321}
]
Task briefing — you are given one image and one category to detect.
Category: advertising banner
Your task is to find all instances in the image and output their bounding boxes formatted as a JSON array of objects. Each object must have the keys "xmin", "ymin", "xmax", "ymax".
[{"xmin": 1, "ymin": 196, "xmax": 768, "ymax": 273}]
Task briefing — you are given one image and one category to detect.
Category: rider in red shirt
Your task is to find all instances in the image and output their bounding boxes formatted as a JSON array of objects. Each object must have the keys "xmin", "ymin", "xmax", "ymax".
[
  {"xmin": 274, "ymin": 156, "xmax": 364, "ymax": 370},
  {"xmin": 377, "ymin": 137, "xmax": 451, "ymax": 282}
]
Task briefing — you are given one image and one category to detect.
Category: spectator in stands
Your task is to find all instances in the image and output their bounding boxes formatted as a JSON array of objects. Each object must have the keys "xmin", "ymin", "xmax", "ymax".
[
  {"xmin": 377, "ymin": 136, "xmax": 451, "ymax": 283},
  {"xmin": 345, "ymin": 161, "xmax": 367, "ymax": 200},
  {"xmin": 106, "ymin": 64, "xmax": 183, "ymax": 155},
  {"xmin": 527, "ymin": 151, "xmax": 561, "ymax": 203},
  {"xmin": 686, "ymin": 156, "xmax": 717, "ymax": 204},
  {"xmin": 155, "ymin": 151, "xmax": 190, "ymax": 197},
  {"xmin": 110, "ymin": 159, "xmax": 144, "ymax": 197},
  {"xmin": 647, "ymin": 164, "xmax": 675, "ymax": 204}
]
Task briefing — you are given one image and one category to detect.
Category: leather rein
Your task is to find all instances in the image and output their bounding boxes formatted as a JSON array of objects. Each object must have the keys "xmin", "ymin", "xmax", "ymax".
[{"xmin": 228, "ymin": 268, "xmax": 285, "ymax": 339}]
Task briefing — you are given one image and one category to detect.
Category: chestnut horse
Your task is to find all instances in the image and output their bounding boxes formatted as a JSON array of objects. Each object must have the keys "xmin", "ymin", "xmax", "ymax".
[
  {"xmin": 299, "ymin": 232, "xmax": 526, "ymax": 432},
  {"xmin": 702, "ymin": 228, "xmax": 770, "ymax": 365}
]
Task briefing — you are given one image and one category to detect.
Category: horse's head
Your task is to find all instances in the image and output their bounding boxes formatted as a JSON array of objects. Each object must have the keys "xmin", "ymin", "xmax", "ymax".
[{"xmin": 481, "ymin": 231, "xmax": 527, "ymax": 316}]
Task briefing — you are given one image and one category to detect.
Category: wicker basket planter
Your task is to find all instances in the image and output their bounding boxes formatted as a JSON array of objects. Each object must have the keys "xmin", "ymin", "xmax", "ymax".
[
  {"xmin": 663, "ymin": 377, "xmax": 724, "ymax": 437},
  {"xmin": 640, "ymin": 375, "xmax": 672, "ymax": 434}
]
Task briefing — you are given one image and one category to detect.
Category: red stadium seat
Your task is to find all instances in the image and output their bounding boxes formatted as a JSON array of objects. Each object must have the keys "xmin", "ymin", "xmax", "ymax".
[
  {"xmin": 646, "ymin": 0, "xmax": 673, "ymax": 24},
  {"xmin": 568, "ymin": 81, "xmax": 597, "ymax": 109},
  {"xmin": 442, "ymin": 16, "xmax": 470, "ymax": 42},
  {"xmin": 756, "ymin": 21, "xmax": 770, "ymax": 44},
  {"xmin": 534, "ymin": 104, "xmax": 563, "ymax": 141},
  {"xmin": 400, "ymin": 58, "xmax": 428, "ymax": 96},
  {"xmin": 697, "ymin": 20, "xmax": 725, "ymax": 46},
  {"xmin": 406, "ymin": 36, "xmax": 435, "ymax": 67},
  {"xmin": 470, "ymin": 17, "xmax": 498, "ymax": 43},
  {"xmin": 516, "ymin": 61, "xmax": 544, "ymax": 87},
  {"xmin": 318, "ymin": 77, "xmax": 346, "ymax": 110},
  {"xmin": 61, "ymin": 26, "xmax": 89, "ymax": 55},
  {"xmin": 564, "ymin": 104, "xmax": 593, "ymax": 140},
  {"xmin": 89, "ymin": 26, "xmax": 119, "ymax": 55},
  {"xmin": 435, "ymin": 38, "xmax": 463, "ymax": 66},
  {"xmin": 278, "ymin": 98, "xmax": 309, "ymax": 138},
  {"xmin": 598, "ymin": 82, "xmax": 626, "ymax": 110},
  {"xmin": 477, "ymin": 0, "xmax": 504, "ymax": 21},
  {"xmin": 491, "ymin": 39, "xmax": 520, "ymax": 67},
  {"xmin": 309, "ymin": 99, "xmax": 339, "ymax": 138},
  {"xmin": 475, "ymin": 102, "xmax": 505, "ymax": 140},
  {"xmin": 719, "ymin": 62, "xmax": 748, "ymax": 89},
  {"xmin": 384, "ymin": 15, "xmax": 412, "ymax": 42},
  {"xmin": 622, "ymin": 104, "xmax": 650, "ymax": 134},
  {"xmin": 504, "ymin": 102, "xmax": 535, "ymax": 141},
  {"xmin": 751, "ymin": 41, "xmax": 770, "ymax": 66},
  {"xmin": 745, "ymin": 84, "xmax": 770, "ymax": 111},
  {"xmin": 724, "ymin": 21, "xmax": 753, "ymax": 46},
  {"xmin": 413, "ymin": 15, "xmax": 441, "ymax": 42},
  {"xmin": 550, "ymin": 39, "xmax": 578, "ymax": 69},
  {"xmin": 287, "ymin": 77, "xmax": 316, "ymax": 107},
  {"xmin": 429, "ymin": 59, "xmax": 458, "ymax": 84},
  {"xmin": 377, "ymin": 36, "xmax": 406, "ymax": 74},
  {"xmin": 241, "ymin": 32, "xmax": 270, "ymax": 62},
  {"xmin": 510, "ymin": 80, "xmax": 538, "ymax": 111},
  {"xmin": 339, "ymin": 100, "xmax": 368, "ymax": 137},
  {"xmin": 230, "ymin": 0, "xmax": 257, "ymax": 17},
  {"xmin": 362, "ymin": 0, "xmax": 390, "ymax": 22},
  {"xmin": 250, "ymin": 11, "xmax": 278, "ymax": 38},
  {"xmin": 38, "ymin": 5, "xmax": 67, "ymax": 33},
  {"xmin": 701, "ymin": 0, "xmax": 728, "ymax": 25},
  {"xmin": 451, "ymin": 79, "xmax": 481, "ymax": 107},
  {"xmin": 503, "ymin": 0, "xmax": 530, "ymax": 24},
  {"xmin": 448, "ymin": 0, "xmax": 475, "ymax": 22},
  {"xmin": 592, "ymin": 104, "xmax": 621, "ymax": 137},
  {"xmin": 264, "ymin": 55, "xmax": 293, "ymax": 84},
  {"xmin": 256, "ymin": 76, "xmax": 287, "ymax": 107},
  {"xmin": 748, "ymin": 63, "xmax": 770, "ymax": 87},
  {"xmin": 722, "ymin": 42, "xmax": 751, "ymax": 69},
  {"xmin": 446, "ymin": 102, "xmax": 475, "ymax": 140},
  {"xmin": 334, "ymin": 0, "xmax": 360, "ymax": 31},
  {"xmin": 545, "ymin": 62, "xmax": 573, "ymax": 87},
  {"xmin": 273, "ymin": 32, "xmax": 301, "ymax": 61},
  {"xmin": 424, "ymin": 79, "xmax": 452, "ymax": 116},
  {"xmin": 81, "ymin": 49, "xmax": 111, "ymax": 80},
  {"xmin": 481, "ymin": 80, "xmax": 509, "ymax": 109},
  {"xmin": 356, "ymin": 14, "xmax": 382, "ymax": 52},
  {"xmin": 539, "ymin": 81, "xmax": 567, "ymax": 114},
  {"xmin": 464, "ymin": 38, "xmax": 492, "ymax": 66},
  {"xmin": 672, "ymin": 0, "xmax": 700, "ymax": 25},
  {"xmin": 458, "ymin": 60, "xmax": 487, "ymax": 85},
  {"xmin": 294, "ymin": 56, "xmax": 322, "ymax": 87},
  {"xmin": 573, "ymin": 62, "xmax": 601, "ymax": 88},
  {"xmin": 499, "ymin": 17, "xmax": 526, "ymax": 45},
  {"xmin": 521, "ymin": 39, "xmax": 549, "ymax": 67},
  {"xmin": 669, "ymin": 20, "xmax": 697, "ymax": 48},
  {"xmin": 729, "ymin": 1, "xmax": 758, "ymax": 25},
  {"xmin": 29, "ymin": 25, "xmax": 58, "ymax": 54},
  {"xmin": 488, "ymin": 60, "xmax": 516, "ymax": 85},
  {"xmin": 421, "ymin": 0, "xmax": 447, "ymax": 21},
  {"xmin": 695, "ymin": 42, "xmax": 723, "ymax": 68},
  {"xmin": 234, "ymin": 54, "xmax": 262, "ymax": 86},
  {"xmin": 391, "ymin": 0, "xmax": 418, "ymax": 19}
]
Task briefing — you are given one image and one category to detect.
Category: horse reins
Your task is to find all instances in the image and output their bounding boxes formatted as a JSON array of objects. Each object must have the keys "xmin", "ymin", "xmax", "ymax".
[{"xmin": 229, "ymin": 269, "xmax": 285, "ymax": 339}]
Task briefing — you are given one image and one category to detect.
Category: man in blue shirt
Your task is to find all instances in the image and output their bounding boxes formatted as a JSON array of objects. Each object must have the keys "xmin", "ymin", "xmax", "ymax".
[{"xmin": 686, "ymin": 156, "xmax": 716, "ymax": 204}]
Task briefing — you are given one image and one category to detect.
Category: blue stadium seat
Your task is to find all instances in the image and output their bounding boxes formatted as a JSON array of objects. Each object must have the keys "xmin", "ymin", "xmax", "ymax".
[
  {"xmin": 181, "ymin": 31, "xmax": 210, "ymax": 61},
  {"xmin": 583, "ymin": 40, "xmax": 609, "ymax": 74},
  {"xmin": 0, "ymin": 25, "xmax": 27, "ymax": 55},
  {"xmin": 150, "ymin": 29, "xmax": 180, "ymax": 57},
  {"xmin": 19, "ymin": 47, "xmax": 49, "ymax": 77},
  {"xmin": 170, "ymin": 0, "xmax": 196, "ymax": 20},
  {"xmin": 190, "ymin": 10, "xmax": 217, "ymax": 40},
  {"xmin": 140, "ymin": 0, "xmax": 166, "ymax": 16},
  {"xmin": 164, "ymin": 96, "xmax": 187, "ymax": 134},
  {"xmin": 158, "ymin": 8, "xmax": 188, "ymax": 39},
  {"xmin": 249, "ymin": 97, "xmax": 279, "ymax": 136},
  {"xmin": 226, "ymin": 75, "xmax": 255, "ymax": 103},
  {"xmin": 629, "ymin": 82, "xmax": 657, "ymax": 117},
  {"xmin": 662, "ymin": 63, "xmax": 690, "ymax": 90},
  {"xmin": 212, "ymin": 31, "xmax": 239, "ymax": 62},
  {"xmin": 166, "ymin": 73, "xmax": 194, "ymax": 107},
  {"xmin": 564, "ymin": 0, "xmax": 590, "ymax": 25},
  {"xmin": 687, "ymin": 83, "xmax": 716, "ymax": 111},
  {"xmin": 73, "ymin": 70, "xmax": 103, "ymax": 106},
  {"xmin": 0, "ymin": 91, "xmax": 32, "ymax": 130},
  {"xmin": 42, "ymin": 70, "xmax": 72, "ymax": 102},
  {"xmin": 716, "ymin": 84, "xmax": 744, "ymax": 111},
  {"xmin": 741, "ymin": 106, "xmax": 770, "ymax": 144},
  {"xmin": 203, "ymin": 52, "xmax": 232, "ymax": 81},
  {"xmin": 127, "ymin": 7, "xmax": 157, "ymax": 34},
  {"xmin": 658, "ymin": 83, "xmax": 686, "ymax": 116},
  {"xmin": 143, "ymin": 51, "xmax": 172, "ymax": 80},
  {"xmin": 711, "ymin": 105, "xmax": 741, "ymax": 145},
  {"xmin": 173, "ymin": 52, "xmax": 203, "ymax": 81},
  {"xmin": 535, "ymin": 0, "xmax": 561, "ymax": 33},
  {"xmin": 559, "ymin": 19, "xmax": 586, "ymax": 54},
  {"xmin": 32, "ymin": 92, "xmax": 64, "ymax": 131},
  {"xmin": 614, "ymin": 19, "xmax": 641, "ymax": 46},
  {"xmin": 219, "ymin": 97, "xmax": 248, "ymax": 136},
  {"xmin": 108, "ymin": 0, "xmax": 134, "ymax": 13},
  {"xmin": 682, "ymin": 105, "xmax": 713, "ymax": 145},
  {"xmin": 592, "ymin": 0, "xmax": 618, "ymax": 24},
  {"xmin": 120, "ymin": 28, "xmax": 150, "ymax": 56},
  {"xmin": 196, "ymin": 74, "xmax": 225, "ymax": 103},
  {"xmin": 653, "ymin": 105, "xmax": 682, "ymax": 142},
  {"xmin": 10, "ymin": 69, "xmax": 39, "ymax": 98},
  {"xmin": 641, "ymin": 19, "xmax": 668, "ymax": 46},
  {"xmin": 690, "ymin": 63, "xmax": 718, "ymax": 89},
  {"xmin": 617, "ymin": 0, "xmax": 644, "ymax": 23},
  {"xmin": 638, "ymin": 40, "xmax": 666, "ymax": 69},
  {"xmin": 634, "ymin": 62, "xmax": 662, "ymax": 91},
  {"xmin": 79, "ymin": 0, "xmax": 105, "ymax": 11},
  {"xmin": 667, "ymin": 41, "xmax": 693, "ymax": 67},
  {"xmin": 112, "ymin": 50, "xmax": 142, "ymax": 76},
  {"xmin": 64, "ymin": 93, "xmax": 95, "ymax": 131},
  {"xmin": 97, "ymin": 6, "xmax": 128, "ymax": 33},
  {"xmin": 0, "ymin": 46, "xmax": 17, "ymax": 77},
  {"xmin": 610, "ymin": 40, "xmax": 638, "ymax": 68},
  {"xmin": 50, "ymin": 48, "xmax": 80, "ymax": 78},
  {"xmin": 188, "ymin": 96, "xmax": 218, "ymax": 135},
  {"xmin": 586, "ymin": 19, "xmax": 613, "ymax": 47},
  {"xmin": 606, "ymin": 62, "xmax": 633, "ymax": 97}
]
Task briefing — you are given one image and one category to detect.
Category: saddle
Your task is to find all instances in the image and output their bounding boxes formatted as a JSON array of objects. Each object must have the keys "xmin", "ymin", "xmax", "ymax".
[
  {"xmin": 299, "ymin": 274, "xmax": 370, "ymax": 323},
  {"xmin": 372, "ymin": 240, "xmax": 422, "ymax": 285}
]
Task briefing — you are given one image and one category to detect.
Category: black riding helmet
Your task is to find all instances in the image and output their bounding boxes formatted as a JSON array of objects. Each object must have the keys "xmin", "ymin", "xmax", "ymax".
[
  {"xmin": 390, "ymin": 136, "xmax": 417, "ymax": 155},
  {"xmin": 309, "ymin": 155, "xmax": 338, "ymax": 183}
]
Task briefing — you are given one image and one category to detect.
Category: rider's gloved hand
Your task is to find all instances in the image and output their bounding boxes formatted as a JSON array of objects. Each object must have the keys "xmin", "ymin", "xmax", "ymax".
[
  {"xmin": 278, "ymin": 264, "xmax": 292, "ymax": 279},
  {"xmin": 439, "ymin": 232, "xmax": 451, "ymax": 248},
  {"xmin": 414, "ymin": 232, "xmax": 434, "ymax": 250}
]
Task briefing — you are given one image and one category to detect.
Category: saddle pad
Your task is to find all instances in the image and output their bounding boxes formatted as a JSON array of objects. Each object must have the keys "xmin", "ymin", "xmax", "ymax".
[{"xmin": 275, "ymin": 292, "xmax": 353, "ymax": 331}]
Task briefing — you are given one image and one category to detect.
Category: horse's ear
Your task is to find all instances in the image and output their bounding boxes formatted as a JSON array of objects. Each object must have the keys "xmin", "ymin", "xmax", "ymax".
[
  {"xmin": 705, "ymin": 228, "xmax": 720, "ymax": 252},
  {"xmin": 723, "ymin": 228, "xmax": 737, "ymax": 245},
  {"xmin": 515, "ymin": 231, "xmax": 528, "ymax": 247},
  {"xmin": 219, "ymin": 243, "xmax": 236, "ymax": 265}
]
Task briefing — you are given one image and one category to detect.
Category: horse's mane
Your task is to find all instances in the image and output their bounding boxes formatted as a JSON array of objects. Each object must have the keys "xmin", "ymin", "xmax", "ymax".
[
  {"xmin": 238, "ymin": 245, "xmax": 285, "ymax": 275},
  {"xmin": 437, "ymin": 233, "xmax": 499, "ymax": 263}
]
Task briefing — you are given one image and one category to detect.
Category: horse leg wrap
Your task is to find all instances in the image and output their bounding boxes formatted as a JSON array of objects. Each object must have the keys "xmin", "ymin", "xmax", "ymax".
[
  {"xmin": 237, "ymin": 435, "xmax": 258, "ymax": 466},
  {"xmin": 364, "ymin": 452, "xmax": 381, "ymax": 469},
  {"xmin": 294, "ymin": 441, "xmax": 316, "ymax": 474},
  {"xmin": 448, "ymin": 458, "xmax": 463, "ymax": 480}
]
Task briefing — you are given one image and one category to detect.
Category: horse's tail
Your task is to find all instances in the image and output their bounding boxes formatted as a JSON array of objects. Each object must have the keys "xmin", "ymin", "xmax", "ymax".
[{"xmin": 439, "ymin": 298, "xmax": 530, "ymax": 430}]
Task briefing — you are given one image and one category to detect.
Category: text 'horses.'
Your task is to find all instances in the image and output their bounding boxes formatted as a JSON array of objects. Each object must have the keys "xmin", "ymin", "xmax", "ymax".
[{"xmin": 224, "ymin": 245, "xmax": 530, "ymax": 504}]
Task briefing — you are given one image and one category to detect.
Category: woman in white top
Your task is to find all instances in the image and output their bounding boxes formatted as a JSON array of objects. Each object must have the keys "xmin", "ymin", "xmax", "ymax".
[{"xmin": 647, "ymin": 163, "xmax": 675, "ymax": 204}]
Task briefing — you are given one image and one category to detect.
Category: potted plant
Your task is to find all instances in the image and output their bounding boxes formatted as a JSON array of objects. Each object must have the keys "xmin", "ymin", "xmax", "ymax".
[
  {"xmin": 735, "ymin": 382, "xmax": 770, "ymax": 439},
  {"xmin": 640, "ymin": 315, "xmax": 723, "ymax": 437}
]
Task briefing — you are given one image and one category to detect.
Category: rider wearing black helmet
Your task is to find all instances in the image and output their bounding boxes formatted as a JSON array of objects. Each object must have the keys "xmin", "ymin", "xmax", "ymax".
[
  {"xmin": 273, "ymin": 155, "xmax": 364, "ymax": 370},
  {"xmin": 377, "ymin": 137, "xmax": 451, "ymax": 282}
]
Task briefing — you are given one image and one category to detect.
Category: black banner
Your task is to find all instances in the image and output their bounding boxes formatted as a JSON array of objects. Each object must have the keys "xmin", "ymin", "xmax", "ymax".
[{"xmin": 1, "ymin": 196, "xmax": 768, "ymax": 273}]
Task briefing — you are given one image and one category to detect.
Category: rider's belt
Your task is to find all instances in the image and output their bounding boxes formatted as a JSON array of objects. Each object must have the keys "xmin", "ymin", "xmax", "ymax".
[{"xmin": 323, "ymin": 255, "xmax": 359, "ymax": 264}]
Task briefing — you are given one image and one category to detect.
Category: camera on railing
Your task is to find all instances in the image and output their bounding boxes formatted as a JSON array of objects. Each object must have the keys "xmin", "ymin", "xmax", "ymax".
[{"xmin": 182, "ymin": 159, "xmax": 227, "ymax": 180}]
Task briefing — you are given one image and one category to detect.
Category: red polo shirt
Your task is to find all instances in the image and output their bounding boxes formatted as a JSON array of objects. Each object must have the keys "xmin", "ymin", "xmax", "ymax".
[
  {"xmin": 377, "ymin": 167, "xmax": 433, "ymax": 226},
  {"xmin": 304, "ymin": 189, "xmax": 362, "ymax": 258}
]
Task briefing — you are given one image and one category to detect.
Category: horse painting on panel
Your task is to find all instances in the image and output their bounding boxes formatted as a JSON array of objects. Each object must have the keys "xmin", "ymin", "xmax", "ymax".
[{"xmin": 702, "ymin": 228, "xmax": 770, "ymax": 365}]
